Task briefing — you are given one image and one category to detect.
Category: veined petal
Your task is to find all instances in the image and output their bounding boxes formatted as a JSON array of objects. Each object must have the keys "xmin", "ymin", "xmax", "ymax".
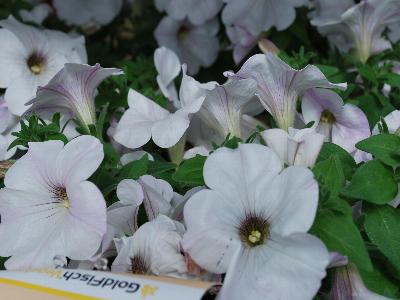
[
  {"xmin": 227, "ymin": 53, "xmax": 346, "ymax": 131},
  {"xmin": 198, "ymin": 78, "xmax": 257, "ymax": 139},
  {"xmin": 218, "ymin": 233, "xmax": 329, "ymax": 300},
  {"xmin": 28, "ymin": 63, "xmax": 122, "ymax": 127}
]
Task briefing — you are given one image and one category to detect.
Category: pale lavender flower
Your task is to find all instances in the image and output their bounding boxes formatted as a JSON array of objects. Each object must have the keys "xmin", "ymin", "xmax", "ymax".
[
  {"xmin": 311, "ymin": 0, "xmax": 400, "ymax": 62},
  {"xmin": 53, "ymin": 0, "xmax": 123, "ymax": 27},
  {"xmin": 0, "ymin": 136, "xmax": 106, "ymax": 269},
  {"xmin": 155, "ymin": 0, "xmax": 223, "ymax": 25},
  {"xmin": 19, "ymin": 3, "xmax": 52, "ymax": 25},
  {"xmin": 222, "ymin": 0, "xmax": 308, "ymax": 36},
  {"xmin": 0, "ymin": 16, "xmax": 87, "ymax": 116},
  {"xmin": 27, "ymin": 63, "xmax": 123, "ymax": 130},
  {"xmin": 302, "ymin": 88, "xmax": 370, "ymax": 153},
  {"xmin": 226, "ymin": 53, "xmax": 346, "ymax": 131},
  {"xmin": 226, "ymin": 24, "xmax": 259, "ymax": 65},
  {"xmin": 154, "ymin": 16, "xmax": 219, "ymax": 75}
]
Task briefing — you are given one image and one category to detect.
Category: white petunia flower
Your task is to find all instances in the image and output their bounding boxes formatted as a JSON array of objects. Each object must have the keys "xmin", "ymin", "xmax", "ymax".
[
  {"xmin": 226, "ymin": 53, "xmax": 346, "ymax": 131},
  {"xmin": 154, "ymin": 16, "xmax": 219, "ymax": 75},
  {"xmin": 222, "ymin": 0, "xmax": 308, "ymax": 35},
  {"xmin": 261, "ymin": 127, "xmax": 325, "ymax": 167},
  {"xmin": 53, "ymin": 0, "xmax": 123, "ymax": 27},
  {"xmin": 182, "ymin": 144, "xmax": 330, "ymax": 300},
  {"xmin": 0, "ymin": 16, "xmax": 87, "ymax": 116},
  {"xmin": 111, "ymin": 215, "xmax": 187, "ymax": 277},
  {"xmin": 27, "ymin": 63, "xmax": 122, "ymax": 131},
  {"xmin": 311, "ymin": 0, "xmax": 400, "ymax": 63},
  {"xmin": 114, "ymin": 65, "xmax": 213, "ymax": 149},
  {"xmin": 0, "ymin": 135, "xmax": 106, "ymax": 270},
  {"xmin": 155, "ymin": 0, "xmax": 223, "ymax": 25}
]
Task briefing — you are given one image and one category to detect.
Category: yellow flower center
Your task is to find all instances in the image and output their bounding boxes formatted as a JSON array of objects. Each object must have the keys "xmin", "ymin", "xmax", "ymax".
[
  {"xmin": 320, "ymin": 110, "xmax": 335, "ymax": 124},
  {"xmin": 248, "ymin": 230, "xmax": 262, "ymax": 244},
  {"xmin": 27, "ymin": 52, "xmax": 45, "ymax": 75}
]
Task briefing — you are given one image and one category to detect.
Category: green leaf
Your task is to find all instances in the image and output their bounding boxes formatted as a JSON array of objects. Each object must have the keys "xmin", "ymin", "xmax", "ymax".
[
  {"xmin": 313, "ymin": 155, "xmax": 345, "ymax": 197},
  {"xmin": 119, "ymin": 154, "xmax": 149, "ymax": 180},
  {"xmin": 312, "ymin": 209, "xmax": 373, "ymax": 272},
  {"xmin": 364, "ymin": 205, "xmax": 400, "ymax": 273},
  {"xmin": 148, "ymin": 160, "xmax": 177, "ymax": 177},
  {"xmin": 342, "ymin": 160, "xmax": 397, "ymax": 204},
  {"xmin": 173, "ymin": 155, "xmax": 206, "ymax": 186},
  {"xmin": 379, "ymin": 73, "xmax": 400, "ymax": 87},
  {"xmin": 316, "ymin": 142, "xmax": 356, "ymax": 179},
  {"xmin": 360, "ymin": 266, "xmax": 399, "ymax": 298},
  {"xmin": 356, "ymin": 134, "xmax": 400, "ymax": 167}
]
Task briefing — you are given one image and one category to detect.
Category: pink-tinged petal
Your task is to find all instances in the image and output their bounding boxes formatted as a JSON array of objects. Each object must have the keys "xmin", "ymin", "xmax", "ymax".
[
  {"xmin": 182, "ymin": 189, "xmax": 241, "ymax": 274},
  {"xmin": 56, "ymin": 135, "xmax": 104, "ymax": 186},
  {"xmin": 64, "ymin": 181, "xmax": 106, "ymax": 260},
  {"xmin": 218, "ymin": 233, "xmax": 329, "ymax": 300},
  {"xmin": 203, "ymin": 144, "xmax": 283, "ymax": 203}
]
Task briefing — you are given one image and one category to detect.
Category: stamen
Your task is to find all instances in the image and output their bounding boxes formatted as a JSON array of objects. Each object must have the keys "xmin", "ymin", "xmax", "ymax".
[
  {"xmin": 320, "ymin": 110, "xmax": 335, "ymax": 123},
  {"xmin": 178, "ymin": 26, "xmax": 189, "ymax": 41},
  {"xmin": 238, "ymin": 212, "xmax": 270, "ymax": 248},
  {"xmin": 27, "ymin": 52, "xmax": 45, "ymax": 75},
  {"xmin": 130, "ymin": 255, "xmax": 150, "ymax": 275},
  {"xmin": 48, "ymin": 185, "xmax": 70, "ymax": 209}
]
